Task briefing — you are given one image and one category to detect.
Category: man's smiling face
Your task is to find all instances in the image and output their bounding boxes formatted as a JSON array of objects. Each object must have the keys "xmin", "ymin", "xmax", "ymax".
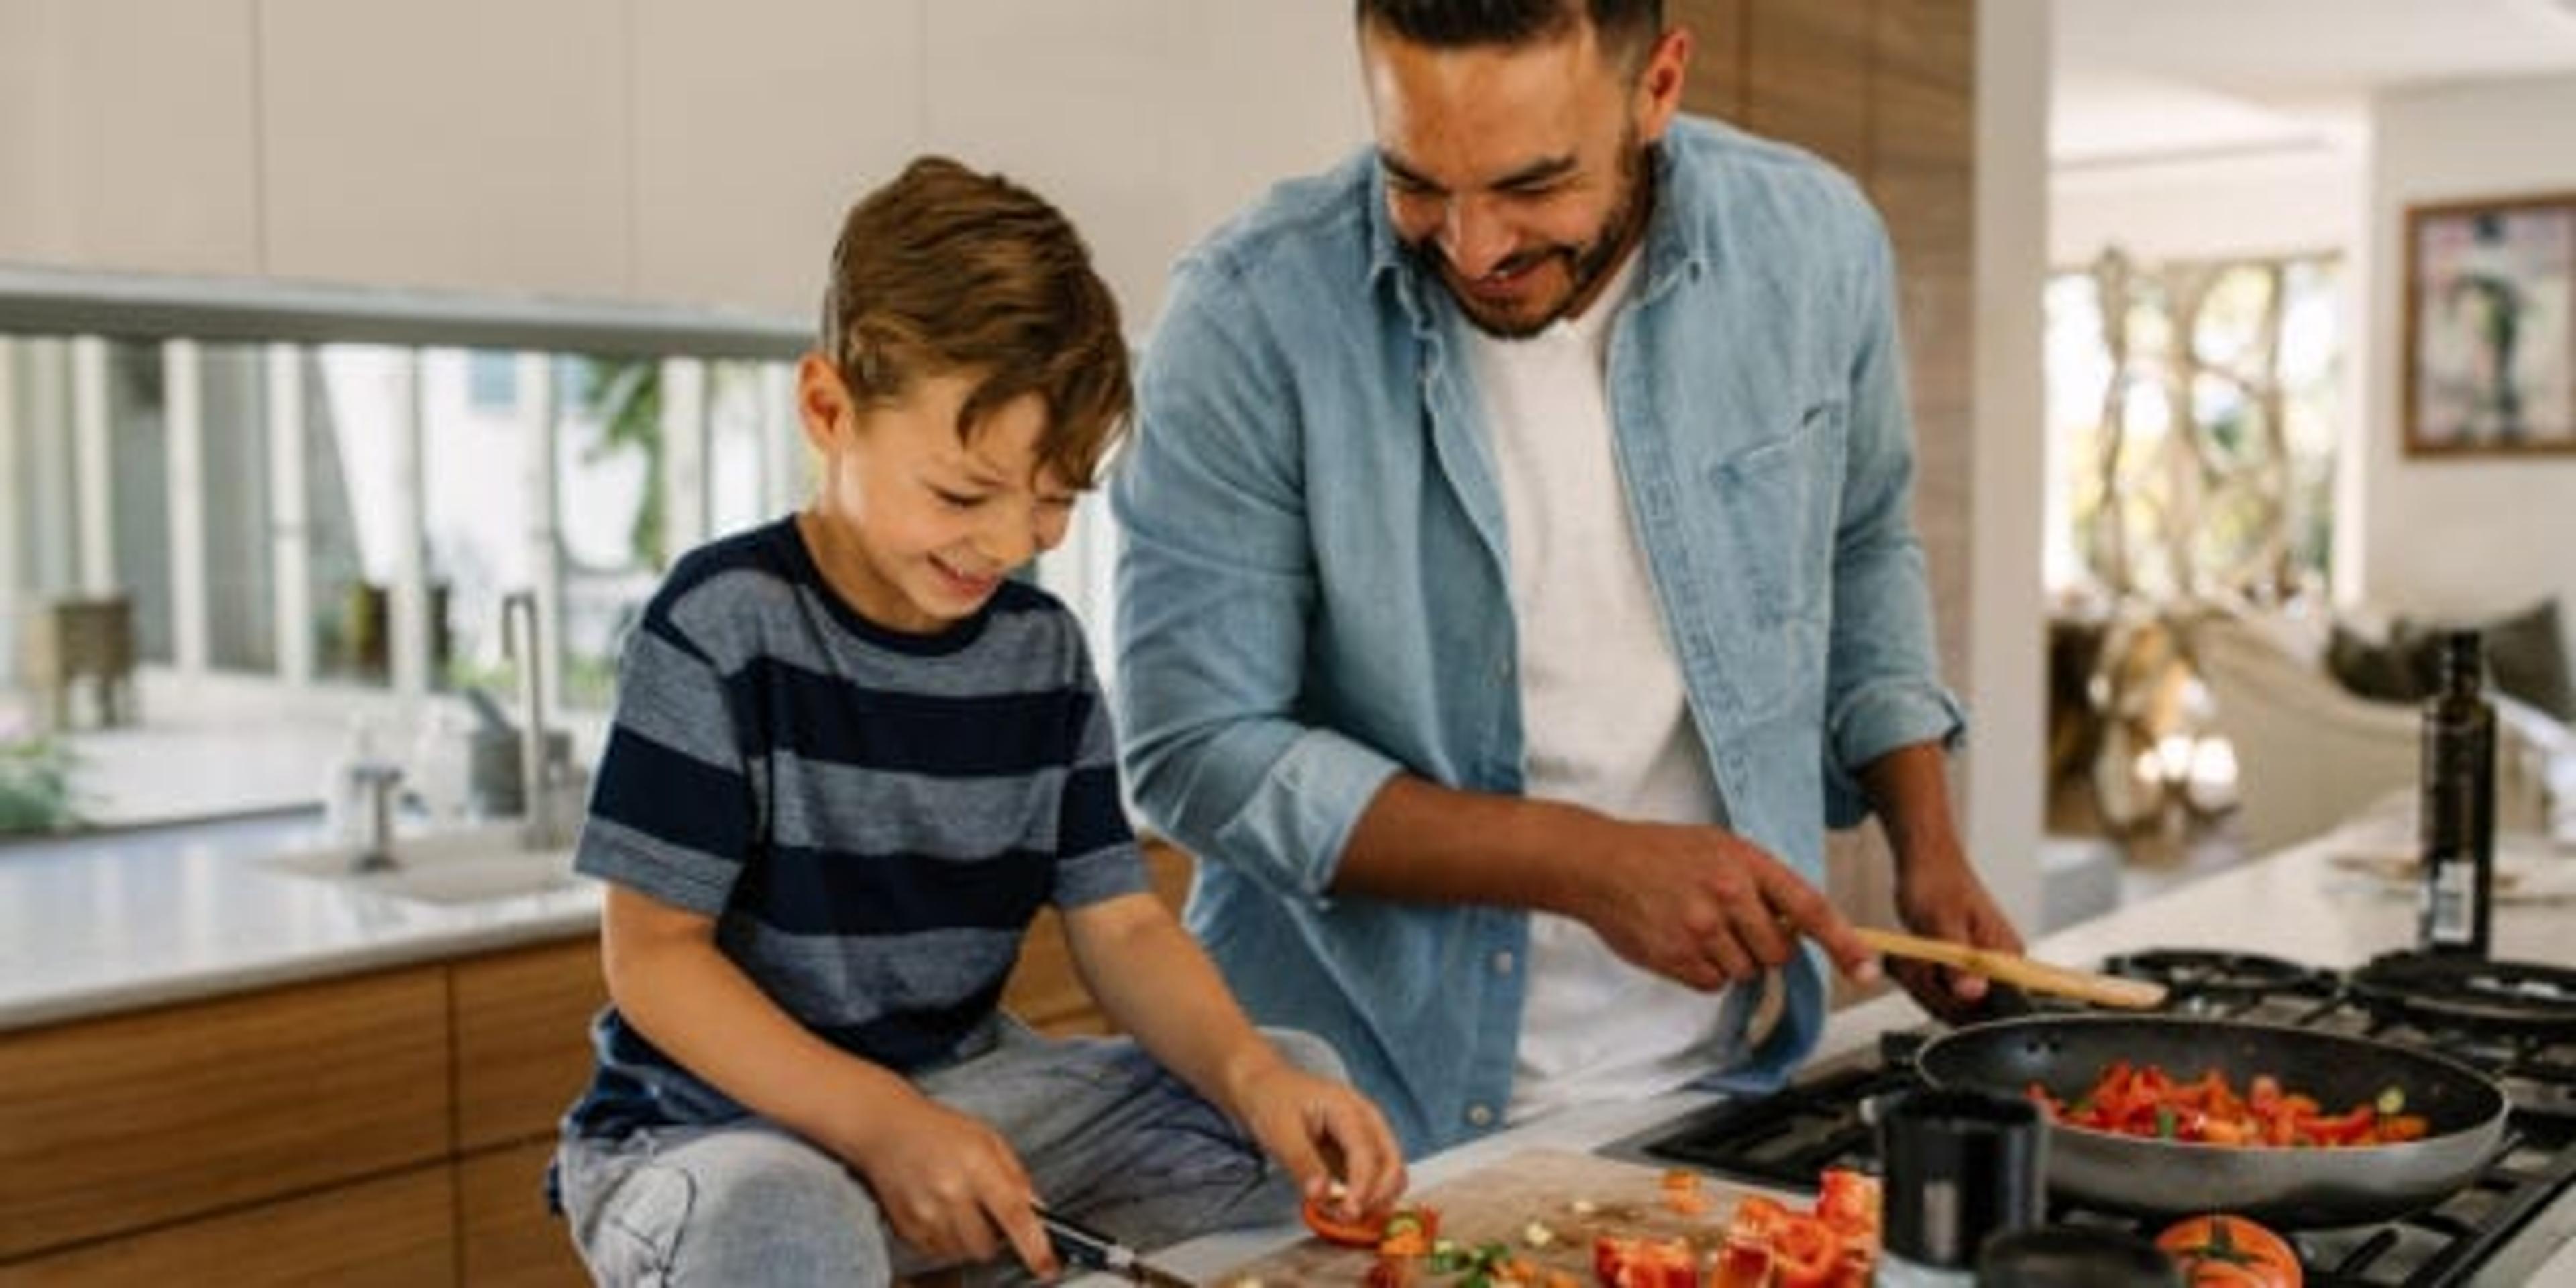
[{"xmin": 1361, "ymin": 16, "xmax": 1686, "ymax": 337}]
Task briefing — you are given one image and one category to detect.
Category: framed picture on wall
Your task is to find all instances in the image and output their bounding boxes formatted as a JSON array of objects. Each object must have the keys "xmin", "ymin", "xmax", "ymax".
[{"xmin": 2404, "ymin": 191, "xmax": 2576, "ymax": 455}]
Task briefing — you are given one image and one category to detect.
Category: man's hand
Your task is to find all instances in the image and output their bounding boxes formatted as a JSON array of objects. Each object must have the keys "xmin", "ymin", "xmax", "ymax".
[
  {"xmin": 1889, "ymin": 831, "xmax": 2023, "ymax": 1023},
  {"xmin": 1568, "ymin": 821, "xmax": 1882, "ymax": 991},
  {"xmin": 836, "ymin": 1092, "xmax": 1057, "ymax": 1277},
  {"xmin": 1226, "ymin": 1059, "xmax": 1409, "ymax": 1220},
  {"xmin": 1855, "ymin": 741, "xmax": 2025, "ymax": 1023}
]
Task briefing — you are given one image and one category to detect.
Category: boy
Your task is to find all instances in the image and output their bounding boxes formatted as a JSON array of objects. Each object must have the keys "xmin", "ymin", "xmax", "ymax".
[{"xmin": 552, "ymin": 156, "xmax": 1405, "ymax": 1286}]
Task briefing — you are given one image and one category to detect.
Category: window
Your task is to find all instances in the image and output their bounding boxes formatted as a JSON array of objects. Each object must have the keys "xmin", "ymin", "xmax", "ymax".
[
  {"xmin": 2044, "ymin": 250, "xmax": 2342, "ymax": 604},
  {"xmin": 0, "ymin": 269, "xmax": 808, "ymax": 829},
  {"xmin": 106, "ymin": 341, "xmax": 171, "ymax": 664},
  {"xmin": 2042, "ymin": 250, "xmax": 2341, "ymax": 839},
  {"xmin": 708, "ymin": 360, "xmax": 792, "ymax": 540},
  {"xmin": 307, "ymin": 344, "xmax": 409, "ymax": 688},
  {"xmin": 200, "ymin": 343, "xmax": 276, "ymax": 674},
  {"xmin": 421, "ymin": 347, "xmax": 536, "ymax": 695},
  {"xmin": 555, "ymin": 356, "xmax": 666, "ymax": 711}
]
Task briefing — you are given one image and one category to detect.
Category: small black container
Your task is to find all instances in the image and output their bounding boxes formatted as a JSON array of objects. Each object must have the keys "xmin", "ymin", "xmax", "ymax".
[
  {"xmin": 1878, "ymin": 1088, "xmax": 2047, "ymax": 1275},
  {"xmin": 1976, "ymin": 1226, "xmax": 2180, "ymax": 1287}
]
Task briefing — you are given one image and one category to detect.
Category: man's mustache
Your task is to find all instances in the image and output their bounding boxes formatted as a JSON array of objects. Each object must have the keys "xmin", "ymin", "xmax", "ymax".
[{"xmin": 1404, "ymin": 238, "xmax": 1575, "ymax": 282}]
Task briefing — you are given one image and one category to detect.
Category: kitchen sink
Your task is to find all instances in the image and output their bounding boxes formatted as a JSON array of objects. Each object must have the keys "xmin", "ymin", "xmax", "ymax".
[{"xmin": 259, "ymin": 822, "xmax": 586, "ymax": 905}]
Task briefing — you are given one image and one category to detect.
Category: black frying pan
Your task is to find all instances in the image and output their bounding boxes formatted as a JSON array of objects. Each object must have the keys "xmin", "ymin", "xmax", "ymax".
[{"xmin": 1915, "ymin": 1014, "xmax": 2510, "ymax": 1228}]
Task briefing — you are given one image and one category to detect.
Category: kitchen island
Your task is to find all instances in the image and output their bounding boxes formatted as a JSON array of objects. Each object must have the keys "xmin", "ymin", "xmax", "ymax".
[
  {"xmin": 1132, "ymin": 811, "xmax": 2576, "ymax": 1285},
  {"xmin": 0, "ymin": 811, "xmax": 599, "ymax": 1033},
  {"xmin": 0, "ymin": 812, "xmax": 605, "ymax": 1284},
  {"xmin": 0, "ymin": 813, "xmax": 1185, "ymax": 1285}
]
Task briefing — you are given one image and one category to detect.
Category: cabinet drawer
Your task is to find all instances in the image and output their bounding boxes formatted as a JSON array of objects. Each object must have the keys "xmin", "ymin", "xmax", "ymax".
[
  {"xmin": 0, "ymin": 967, "xmax": 450, "ymax": 1261},
  {"xmin": 0, "ymin": 1158, "xmax": 453, "ymax": 1287},
  {"xmin": 457, "ymin": 1140, "xmax": 588, "ymax": 1287},
  {"xmin": 453, "ymin": 939, "xmax": 608, "ymax": 1151}
]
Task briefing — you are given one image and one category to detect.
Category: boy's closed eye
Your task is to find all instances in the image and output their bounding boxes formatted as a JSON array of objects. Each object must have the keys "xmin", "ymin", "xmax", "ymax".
[{"xmin": 930, "ymin": 486, "xmax": 990, "ymax": 509}]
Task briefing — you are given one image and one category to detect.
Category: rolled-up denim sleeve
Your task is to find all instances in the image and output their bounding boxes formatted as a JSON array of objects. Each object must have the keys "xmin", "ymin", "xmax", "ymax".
[
  {"xmin": 1110, "ymin": 258, "xmax": 1401, "ymax": 902},
  {"xmin": 1821, "ymin": 209, "xmax": 1967, "ymax": 828}
]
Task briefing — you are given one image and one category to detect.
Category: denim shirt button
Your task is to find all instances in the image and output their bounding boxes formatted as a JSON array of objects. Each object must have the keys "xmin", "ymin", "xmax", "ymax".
[
  {"xmin": 1491, "ymin": 951, "xmax": 1515, "ymax": 975},
  {"xmin": 1466, "ymin": 1103, "xmax": 1496, "ymax": 1128}
]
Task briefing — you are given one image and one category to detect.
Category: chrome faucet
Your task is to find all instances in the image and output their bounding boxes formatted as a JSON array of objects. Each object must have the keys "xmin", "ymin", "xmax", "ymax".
[
  {"xmin": 346, "ymin": 759, "xmax": 405, "ymax": 873},
  {"xmin": 499, "ymin": 590, "xmax": 577, "ymax": 850}
]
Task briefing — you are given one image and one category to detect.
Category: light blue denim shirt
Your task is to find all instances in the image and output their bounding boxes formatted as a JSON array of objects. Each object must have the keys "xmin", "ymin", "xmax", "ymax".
[{"xmin": 1110, "ymin": 117, "xmax": 1964, "ymax": 1155}]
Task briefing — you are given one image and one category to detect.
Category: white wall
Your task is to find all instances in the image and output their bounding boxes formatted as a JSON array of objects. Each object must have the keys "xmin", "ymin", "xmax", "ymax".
[
  {"xmin": 2360, "ymin": 72, "xmax": 2576, "ymax": 631},
  {"xmin": 2051, "ymin": 146, "xmax": 2360, "ymax": 268},
  {"xmin": 1969, "ymin": 0, "xmax": 2050, "ymax": 932},
  {"xmin": 0, "ymin": 0, "xmax": 1368, "ymax": 331}
]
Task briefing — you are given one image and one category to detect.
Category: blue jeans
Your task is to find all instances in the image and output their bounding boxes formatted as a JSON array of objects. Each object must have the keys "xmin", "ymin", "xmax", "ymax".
[{"xmin": 555, "ymin": 1023, "xmax": 1338, "ymax": 1286}]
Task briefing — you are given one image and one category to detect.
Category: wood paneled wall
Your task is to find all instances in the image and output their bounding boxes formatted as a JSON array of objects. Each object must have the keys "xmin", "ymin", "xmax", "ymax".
[{"xmin": 1674, "ymin": 0, "xmax": 1977, "ymax": 965}]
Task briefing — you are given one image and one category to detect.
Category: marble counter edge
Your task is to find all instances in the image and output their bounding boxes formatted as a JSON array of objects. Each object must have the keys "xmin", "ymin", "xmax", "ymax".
[{"xmin": 0, "ymin": 896, "xmax": 601, "ymax": 1034}]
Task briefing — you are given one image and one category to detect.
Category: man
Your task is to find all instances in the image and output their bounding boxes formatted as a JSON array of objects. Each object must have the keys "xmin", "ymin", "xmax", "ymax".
[{"xmin": 1111, "ymin": 0, "xmax": 2022, "ymax": 1155}]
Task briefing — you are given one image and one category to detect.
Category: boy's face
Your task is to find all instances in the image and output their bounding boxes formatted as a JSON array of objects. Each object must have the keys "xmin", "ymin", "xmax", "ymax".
[
  {"xmin": 796, "ymin": 356, "xmax": 1075, "ymax": 633},
  {"xmin": 1361, "ymin": 19, "xmax": 1688, "ymax": 338}
]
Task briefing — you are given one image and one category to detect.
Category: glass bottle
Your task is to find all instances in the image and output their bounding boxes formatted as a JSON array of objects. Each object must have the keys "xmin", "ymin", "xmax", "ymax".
[{"xmin": 2418, "ymin": 629, "xmax": 2495, "ymax": 957}]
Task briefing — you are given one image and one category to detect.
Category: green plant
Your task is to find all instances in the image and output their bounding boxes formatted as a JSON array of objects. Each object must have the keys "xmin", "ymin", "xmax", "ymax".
[
  {"xmin": 0, "ymin": 733, "xmax": 83, "ymax": 834},
  {"xmin": 574, "ymin": 356, "xmax": 667, "ymax": 569}
]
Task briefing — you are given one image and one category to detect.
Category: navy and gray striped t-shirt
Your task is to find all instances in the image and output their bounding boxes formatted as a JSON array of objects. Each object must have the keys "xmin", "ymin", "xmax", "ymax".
[{"xmin": 564, "ymin": 516, "xmax": 1148, "ymax": 1138}]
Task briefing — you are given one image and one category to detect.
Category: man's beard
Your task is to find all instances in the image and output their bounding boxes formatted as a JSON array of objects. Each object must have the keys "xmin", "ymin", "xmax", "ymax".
[{"xmin": 1409, "ymin": 136, "xmax": 1652, "ymax": 340}]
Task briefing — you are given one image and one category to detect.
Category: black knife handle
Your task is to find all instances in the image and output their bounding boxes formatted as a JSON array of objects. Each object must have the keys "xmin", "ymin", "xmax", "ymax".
[{"xmin": 1034, "ymin": 1204, "xmax": 1119, "ymax": 1271}]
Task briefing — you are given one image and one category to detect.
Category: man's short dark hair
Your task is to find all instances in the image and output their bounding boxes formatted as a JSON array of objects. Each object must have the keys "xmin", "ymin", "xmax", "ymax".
[{"xmin": 1354, "ymin": 0, "xmax": 1663, "ymax": 60}]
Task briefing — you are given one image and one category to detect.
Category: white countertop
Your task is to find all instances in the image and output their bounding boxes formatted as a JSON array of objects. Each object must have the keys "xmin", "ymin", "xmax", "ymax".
[
  {"xmin": 0, "ymin": 812, "xmax": 600, "ymax": 1032},
  {"xmin": 1136, "ymin": 814, "xmax": 2576, "ymax": 1283},
  {"xmin": 11, "ymin": 800, "xmax": 2574, "ymax": 1277}
]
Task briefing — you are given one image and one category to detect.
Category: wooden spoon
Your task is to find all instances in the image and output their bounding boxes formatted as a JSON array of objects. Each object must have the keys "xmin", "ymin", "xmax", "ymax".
[{"xmin": 1856, "ymin": 927, "xmax": 2169, "ymax": 1010}]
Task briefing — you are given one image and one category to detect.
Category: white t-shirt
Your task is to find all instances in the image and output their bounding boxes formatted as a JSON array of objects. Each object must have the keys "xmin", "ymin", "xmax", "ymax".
[{"xmin": 1460, "ymin": 256, "xmax": 1739, "ymax": 1122}]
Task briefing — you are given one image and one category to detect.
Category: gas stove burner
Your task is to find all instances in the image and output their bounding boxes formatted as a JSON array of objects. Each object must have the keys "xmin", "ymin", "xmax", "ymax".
[
  {"xmin": 2100, "ymin": 949, "xmax": 2326, "ymax": 998},
  {"xmin": 2351, "ymin": 951, "xmax": 2576, "ymax": 1036}
]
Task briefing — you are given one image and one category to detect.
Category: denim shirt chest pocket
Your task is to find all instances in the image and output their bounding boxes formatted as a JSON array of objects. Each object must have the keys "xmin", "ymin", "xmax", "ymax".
[{"xmin": 1705, "ymin": 397, "xmax": 1847, "ymax": 633}]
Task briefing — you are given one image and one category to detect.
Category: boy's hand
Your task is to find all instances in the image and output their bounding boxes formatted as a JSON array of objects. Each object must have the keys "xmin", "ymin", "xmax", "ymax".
[
  {"xmin": 1229, "ymin": 1061, "xmax": 1408, "ymax": 1219},
  {"xmin": 842, "ymin": 1095, "xmax": 1059, "ymax": 1278}
]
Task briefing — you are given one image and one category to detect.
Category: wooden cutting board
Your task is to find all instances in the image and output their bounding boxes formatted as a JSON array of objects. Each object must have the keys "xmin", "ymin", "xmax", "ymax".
[{"xmin": 1210, "ymin": 1149, "xmax": 1801, "ymax": 1287}]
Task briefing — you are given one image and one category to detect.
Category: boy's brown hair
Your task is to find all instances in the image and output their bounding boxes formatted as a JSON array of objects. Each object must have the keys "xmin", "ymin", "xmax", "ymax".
[{"xmin": 820, "ymin": 156, "xmax": 1130, "ymax": 488}]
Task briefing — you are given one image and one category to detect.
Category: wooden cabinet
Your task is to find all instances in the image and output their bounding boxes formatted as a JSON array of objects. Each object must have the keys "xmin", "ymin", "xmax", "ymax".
[
  {"xmin": 0, "ymin": 1166, "xmax": 457, "ymax": 1288},
  {"xmin": 0, "ymin": 943, "xmax": 596, "ymax": 1287},
  {"xmin": 0, "ymin": 968, "xmax": 451, "ymax": 1262},
  {"xmin": 0, "ymin": 845, "xmax": 1191, "ymax": 1285},
  {"xmin": 457, "ymin": 1141, "xmax": 586, "ymax": 1288},
  {"xmin": 453, "ymin": 941, "xmax": 608, "ymax": 1152},
  {"xmin": 451, "ymin": 945, "xmax": 605, "ymax": 1286}
]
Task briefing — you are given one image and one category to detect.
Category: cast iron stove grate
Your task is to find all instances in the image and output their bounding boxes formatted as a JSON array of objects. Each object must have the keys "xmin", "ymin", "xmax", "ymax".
[{"xmin": 1603, "ymin": 952, "xmax": 2576, "ymax": 1287}]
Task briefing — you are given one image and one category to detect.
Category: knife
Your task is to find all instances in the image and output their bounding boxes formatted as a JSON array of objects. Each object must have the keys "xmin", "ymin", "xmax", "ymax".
[{"xmin": 1034, "ymin": 1203, "xmax": 1197, "ymax": 1288}]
